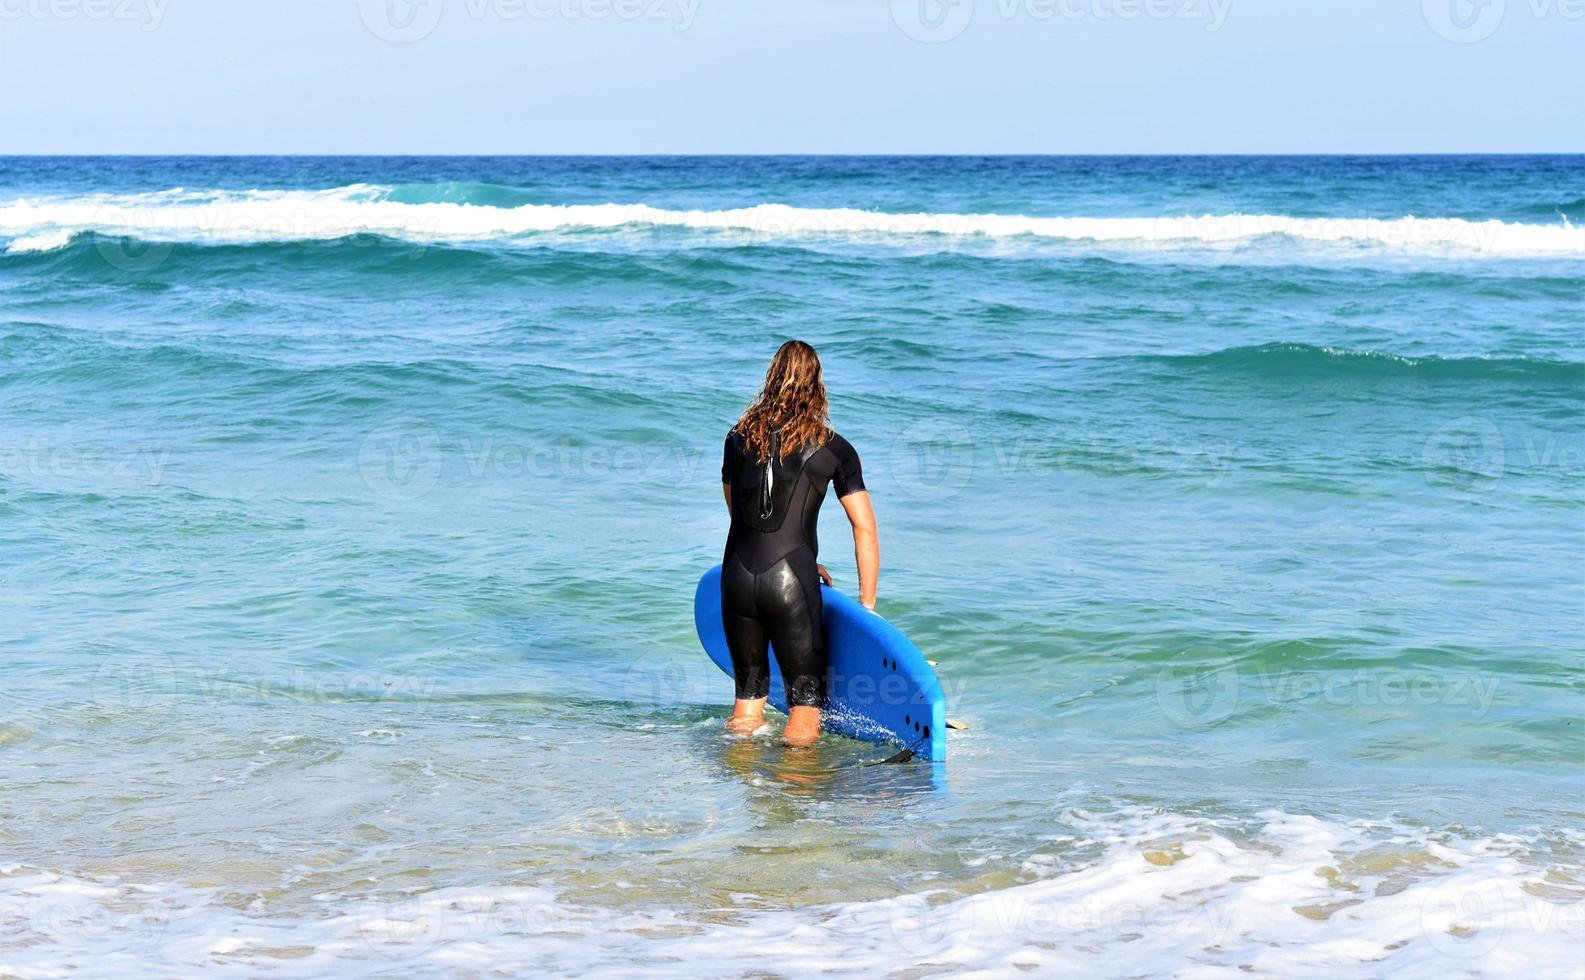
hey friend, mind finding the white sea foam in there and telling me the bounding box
[3,229,77,254]
[1,810,1579,978]
[1,186,1583,258]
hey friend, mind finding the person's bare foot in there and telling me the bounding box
[725,698,767,735]
[781,705,821,747]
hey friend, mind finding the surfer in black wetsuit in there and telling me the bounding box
[720,340,879,747]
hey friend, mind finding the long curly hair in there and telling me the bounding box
[734,340,831,463]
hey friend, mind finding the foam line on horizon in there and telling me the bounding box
[3,185,1583,256]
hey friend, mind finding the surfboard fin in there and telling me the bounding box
[818,733,926,772]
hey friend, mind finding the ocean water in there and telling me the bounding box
[0,156,1582,978]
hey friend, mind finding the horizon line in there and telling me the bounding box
[3,151,1584,159]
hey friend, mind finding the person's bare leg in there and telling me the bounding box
[781,705,821,747]
[725,697,767,734]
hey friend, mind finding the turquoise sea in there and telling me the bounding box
[1,156,1582,977]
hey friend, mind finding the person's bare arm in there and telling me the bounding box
[838,490,878,609]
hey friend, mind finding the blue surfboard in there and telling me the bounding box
[694,565,946,763]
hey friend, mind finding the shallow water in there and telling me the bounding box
[1,156,1582,977]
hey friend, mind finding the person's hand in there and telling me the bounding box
[817,563,833,587]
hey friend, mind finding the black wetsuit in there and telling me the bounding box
[720,428,865,708]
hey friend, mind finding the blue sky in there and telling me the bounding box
[1,0,1579,152]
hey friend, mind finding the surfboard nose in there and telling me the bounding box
[696,564,948,763]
